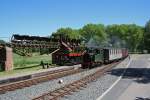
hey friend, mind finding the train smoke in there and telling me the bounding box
[108,35,127,48]
[85,35,127,48]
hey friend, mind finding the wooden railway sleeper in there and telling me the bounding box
[33,93,51,100]
[6,84,21,90]
[1,86,14,91]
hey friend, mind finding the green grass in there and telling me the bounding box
[13,53,52,69]
[0,53,52,77]
[0,65,41,77]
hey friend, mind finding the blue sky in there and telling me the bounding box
[0,0,149,41]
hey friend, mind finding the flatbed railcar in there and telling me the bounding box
[52,41,83,66]
[51,34,83,66]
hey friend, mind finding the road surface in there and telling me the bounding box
[98,54,150,100]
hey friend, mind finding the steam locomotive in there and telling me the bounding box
[81,47,128,68]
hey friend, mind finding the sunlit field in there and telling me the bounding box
[0,53,52,77]
[13,53,51,69]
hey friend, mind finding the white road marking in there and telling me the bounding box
[96,59,132,100]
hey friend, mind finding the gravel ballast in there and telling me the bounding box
[61,58,130,100]
[0,65,103,100]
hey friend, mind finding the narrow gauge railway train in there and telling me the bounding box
[81,47,128,68]
[52,41,128,68]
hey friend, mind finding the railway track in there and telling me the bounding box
[0,67,84,94]
[32,62,120,100]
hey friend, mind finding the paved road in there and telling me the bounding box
[99,54,150,100]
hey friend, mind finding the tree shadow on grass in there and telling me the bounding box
[15,64,40,70]
[107,68,150,84]
[0,65,40,72]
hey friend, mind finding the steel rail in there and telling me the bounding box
[32,62,120,100]
[0,67,83,94]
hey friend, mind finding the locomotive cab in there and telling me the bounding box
[82,48,104,68]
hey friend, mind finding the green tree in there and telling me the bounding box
[106,24,128,48]
[0,39,5,45]
[127,24,144,51]
[54,27,82,39]
[106,24,144,51]
[80,24,107,44]
[0,40,5,44]
[144,20,150,52]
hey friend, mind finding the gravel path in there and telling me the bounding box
[61,58,130,100]
[0,66,103,100]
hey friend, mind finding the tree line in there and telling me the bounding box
[0,20,150,53]
[53,20,150,53]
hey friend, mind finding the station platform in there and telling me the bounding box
[99,54,150,100]
[0,64,81,85]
